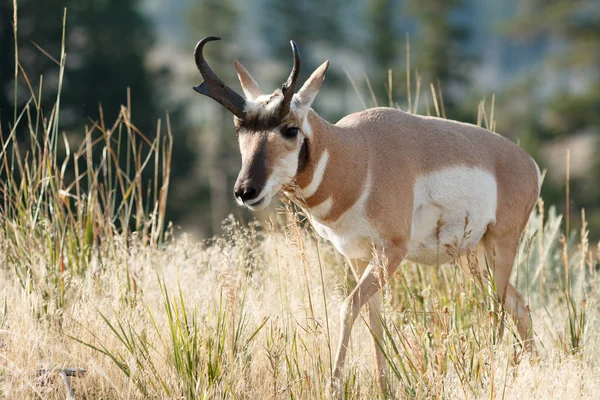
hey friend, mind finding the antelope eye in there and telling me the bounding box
[282,127,299,139]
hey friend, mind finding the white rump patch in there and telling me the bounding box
[406,166,497,265]
[301,150,329,198]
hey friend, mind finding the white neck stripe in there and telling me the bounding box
[301,149,329,198]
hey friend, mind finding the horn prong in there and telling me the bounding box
[278,40,302,118]
[193,37,247,119]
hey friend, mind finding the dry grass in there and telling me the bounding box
[1,200,599,399]
[2,5,600,399]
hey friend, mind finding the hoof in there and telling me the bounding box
[327,376,342,400]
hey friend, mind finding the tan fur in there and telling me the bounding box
[289,107,539,394]
[295,112,369,221]
[220,57,540,397]
[295,108,539,235]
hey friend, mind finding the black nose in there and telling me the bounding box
[234,185,259,203]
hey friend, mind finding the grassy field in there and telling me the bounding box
[1,153,599,399]
[2,14,600,400]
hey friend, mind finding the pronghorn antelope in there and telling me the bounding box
[192,37,541,393]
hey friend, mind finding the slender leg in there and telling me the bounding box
[348,259,387,393]
[332,247,406,394]
[367,290,386,392]
[504,282,534,351]
[483,234,535,352]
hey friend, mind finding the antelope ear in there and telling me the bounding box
[294,60,329,115]
[234,60,262,100]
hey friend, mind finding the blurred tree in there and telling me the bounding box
[504,0,600,235]
[261,0,346,57]
[188,0,244,233]
[0,0,195,229]
[506,1,600,135]
[368,0,398,73]
[405,0,475,118]
[2,0,162,135]
[259,0,353,120]
[366,0,403,105]
[1,1,19,136]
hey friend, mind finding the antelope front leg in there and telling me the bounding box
[331,247,406,395]
[344,260,386,393]
[368,290,386,392]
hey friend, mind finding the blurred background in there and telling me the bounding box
[1,0,599,238]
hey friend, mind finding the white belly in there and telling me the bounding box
[406,166,497,265]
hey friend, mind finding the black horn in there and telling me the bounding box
[277,40,301,118]
[193,37,247,119]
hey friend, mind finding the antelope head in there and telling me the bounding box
[193,37,329,210]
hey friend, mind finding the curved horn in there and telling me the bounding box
[193,37,247,119]
[277,40,301,118]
